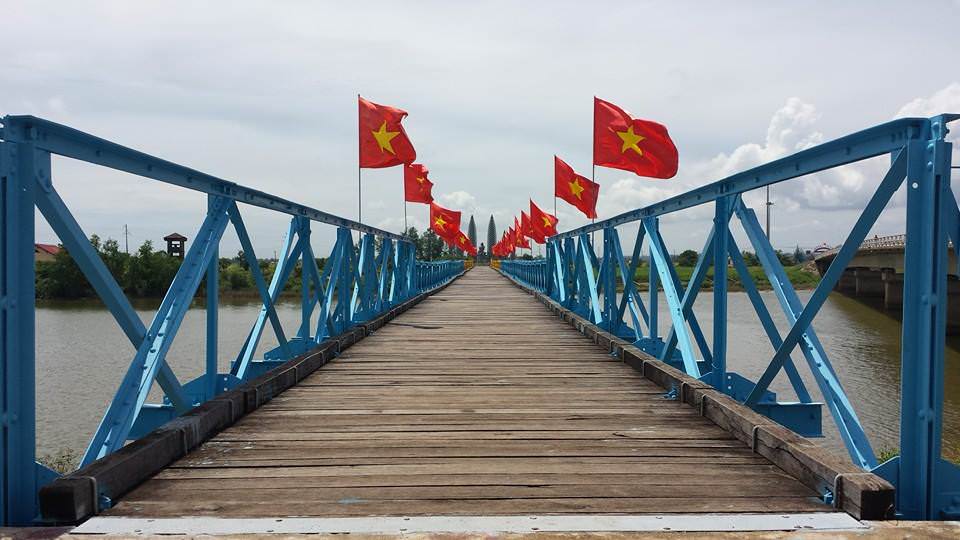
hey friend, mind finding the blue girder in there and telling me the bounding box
[0,115,463,525]
[499,113,960,519]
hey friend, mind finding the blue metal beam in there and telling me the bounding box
[736,199,875,467]
[1,116,410,243]
[83,195,232,465]
[232,219,301,378]
[889,119,956,519]
[33,179,190,411]
[228,203,291,360]
[743,150,906,404]
[1,141,40,524]
[644,218,700,377]
[726,234,811,403]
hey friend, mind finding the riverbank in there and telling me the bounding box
[626,263,820,292]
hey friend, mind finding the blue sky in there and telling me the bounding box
[3,1,960,256]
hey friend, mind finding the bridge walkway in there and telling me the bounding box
[101,266,830,519]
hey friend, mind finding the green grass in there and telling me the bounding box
[629,264,820,291]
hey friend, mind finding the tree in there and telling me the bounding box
[419,229,444,260]
[676,249,699,267]
[486,216,497,255]
[35,244,93,299]
[775,249,794,266]
[793,245,805,264]
[467,216,477,248]
[741,251,760,267]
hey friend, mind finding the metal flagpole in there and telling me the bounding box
[358,93,362,226]
[591,164,596,247]
[404,201,408,233]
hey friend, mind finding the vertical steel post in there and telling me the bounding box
[712,196,731,389]
[897,120,949,519]
[1,141,39,524]
[648,218,659,339]
[205,195,219,400]
[299,218,312,340]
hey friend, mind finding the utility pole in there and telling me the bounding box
[765,186,773,241]
[123,224,130,254]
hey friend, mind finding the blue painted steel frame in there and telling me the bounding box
[500,114,960,519]
[0,116,464,525]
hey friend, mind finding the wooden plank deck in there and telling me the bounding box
[105,266,830,518]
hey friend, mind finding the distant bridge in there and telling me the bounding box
[1,112,958,533]
[814,234,960,332]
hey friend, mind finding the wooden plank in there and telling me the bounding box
[101,267,836,520]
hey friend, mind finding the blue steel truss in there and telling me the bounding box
[0,116,463,525]
[501,114,960,520]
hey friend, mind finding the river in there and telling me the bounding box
[35,290,959,466]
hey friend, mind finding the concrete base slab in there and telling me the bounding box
[71,513,865,535]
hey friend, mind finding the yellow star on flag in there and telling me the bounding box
[542,216,553,228]
[569,178,585,200]
[434,216,447,230]
[372,121,400,155]
[416,176,426,184]
[616,125,645,155]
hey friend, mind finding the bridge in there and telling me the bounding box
[814,235,960,332]
[1,113,958,534]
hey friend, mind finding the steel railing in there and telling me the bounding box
[500,113,960,520]
[0,115,462,524]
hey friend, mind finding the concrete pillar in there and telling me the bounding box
[882,270,903,310]
[837,269,857,293]
[854,269,884,297]
[948,278,960,336]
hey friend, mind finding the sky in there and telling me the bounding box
[3,1,960,257]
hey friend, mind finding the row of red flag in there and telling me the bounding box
[494,98,678,257]
[490,200,559,257]
[360,94,679,258]
[359,96,478,255]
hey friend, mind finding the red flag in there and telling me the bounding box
[593,97,678,179]
[521,210,544,244]
[520,211,535,239]
[359,96,416,168]
[403,163,433,204]
[453,230,477,256]
[513,218,530,249]
[429,202,461,241]
[530,200,558,241]
[555,156,599,219]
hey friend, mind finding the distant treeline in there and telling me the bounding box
[36,227,469,300]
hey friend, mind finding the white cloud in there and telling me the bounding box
[6,3,959,254]
[437,191,477,213]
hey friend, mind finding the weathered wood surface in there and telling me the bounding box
[106,266,828,518]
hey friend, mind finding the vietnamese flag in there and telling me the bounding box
[593,97,678,179]
[513,218,530,249]
[359,96,416,168]
[555,156,599,219]
[429,202,461,241]
[530,200,558,241]
[454,230,478,256]
[403,163,433,204]
[520,211,536,240]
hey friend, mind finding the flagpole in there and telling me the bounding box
[403,201,408,234]
[591,164,596,247]
[358,93,362,227]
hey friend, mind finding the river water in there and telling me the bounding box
[35,290,959,466]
